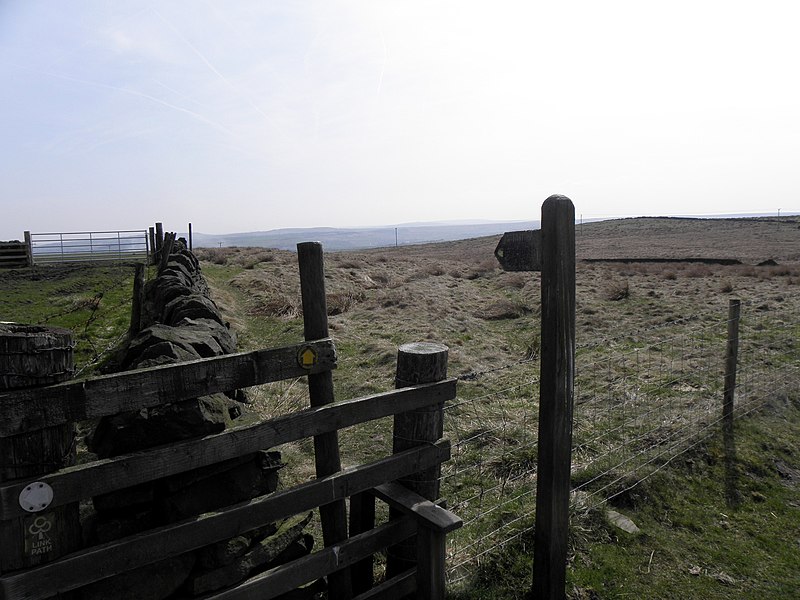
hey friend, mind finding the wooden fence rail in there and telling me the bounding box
[0,242,29,268]
[0,243,461,600]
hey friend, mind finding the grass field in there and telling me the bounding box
[1,215,798,598]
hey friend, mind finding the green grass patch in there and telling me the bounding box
[0,263,140,374]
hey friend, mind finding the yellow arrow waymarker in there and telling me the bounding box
[298,346,318,369]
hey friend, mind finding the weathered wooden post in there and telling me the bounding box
[23,231,33,267]
[188,223,193,251]
[158,232,175,274]
[129,263,146,335]
[155,222,164,254]
[387,342,448,581]
[349,490,375,594]
[148,227,156,265]
[532,195,576,600]
[723,299,741,507]
[296,241,353,600]
[0,324,81,574]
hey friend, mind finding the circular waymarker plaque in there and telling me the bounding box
[19,482,54,513]
[297,346,318,369]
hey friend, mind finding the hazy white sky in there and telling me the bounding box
[1,1,798,239]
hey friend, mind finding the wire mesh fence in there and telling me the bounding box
[440,299,798,590]
[442,362,538,586]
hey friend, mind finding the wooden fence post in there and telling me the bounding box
[387,342,448,583]
[155,222,164,262]
[158,232,175,275]
[0,324,81,574]
[129,263,146,335]
[188,223,193,252]
[23,231,33,267]
[349,490,376,594]
[148,227,156,265]
[532,195,576,600]
[296,242,353,600]
[723,299,741,508]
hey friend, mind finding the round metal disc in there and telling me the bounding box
[19,482,54,513]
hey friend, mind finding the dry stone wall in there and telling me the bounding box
[80,238,319,599]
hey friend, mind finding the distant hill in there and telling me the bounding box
[189,221,541,251]
[185,212,799,253]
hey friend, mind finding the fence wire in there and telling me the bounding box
[441,300,798,589]
[441,358,539,586]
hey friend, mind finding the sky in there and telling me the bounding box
[1,1,799,240]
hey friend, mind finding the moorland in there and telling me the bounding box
[1,215,798,599]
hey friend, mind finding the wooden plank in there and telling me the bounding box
[0,338,337,436]
[532,195,576,600]
[0,380,456,520]
[297,241,352,599]
[352,570,416,600]
[200,517,417,600]
[0,442,451,600]
[372,482,462,534]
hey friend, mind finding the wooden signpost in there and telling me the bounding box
[496,196,575,600]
